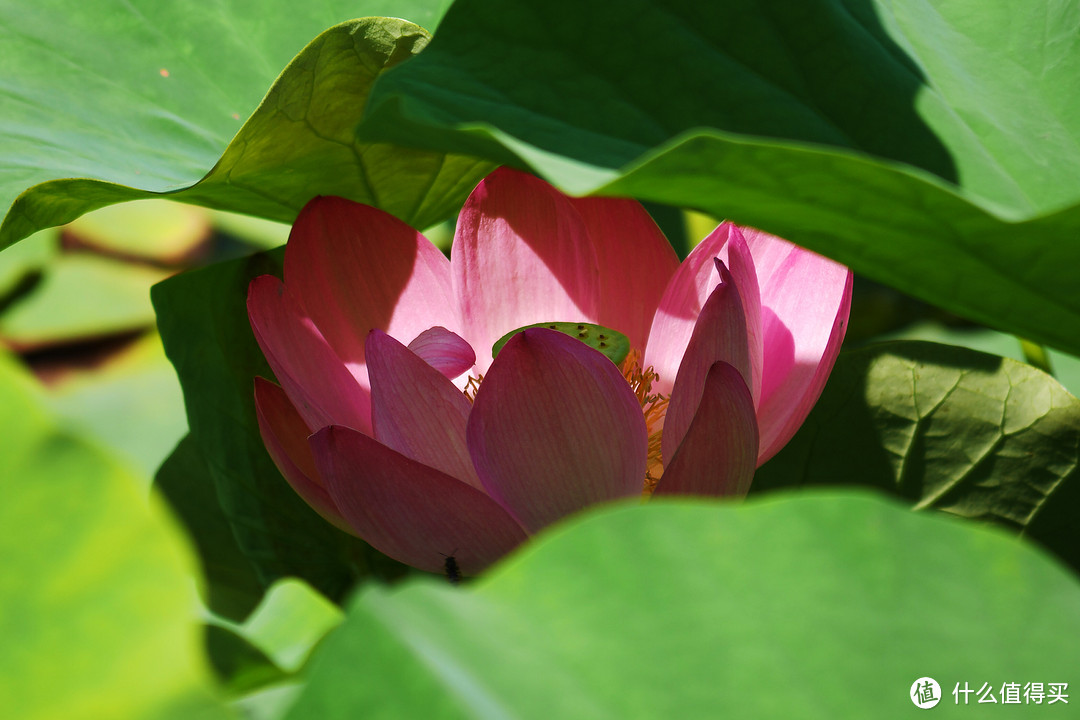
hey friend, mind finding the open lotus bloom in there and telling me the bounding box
[247,168,852,575]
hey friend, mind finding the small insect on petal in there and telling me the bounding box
[443,553,461,585]
[492,322,630,366]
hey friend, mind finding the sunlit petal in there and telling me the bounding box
[644,222,739,397]
[569,196,679,352]
[453,168,600,371]
[247,275,371,433]
[739,227,853,463]
[285,196,459,383]
[661,260,753,466]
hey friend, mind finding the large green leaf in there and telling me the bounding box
[152,248,410,620]
[228,579,343,675]
[356,0,1080,356]
[753,341,1080,574]
[156,435,266,620]
[0,4,488,249]
[879,320,1080,399]
[203,578,343,700]
[286,493,1080,719]
[204,625,288,697]
[0,351,230,720]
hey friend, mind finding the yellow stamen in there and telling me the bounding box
[621,349,668,497]
[463,373,484,404]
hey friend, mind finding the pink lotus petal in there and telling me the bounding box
[284,196,459,385]
[254,378,352,533]
[407,326,477,379]
[247,275,371,433]
[654,362,758,498]
[739,227,853,463]
[661,260,753,467]
[453,168,601,371]
[643,222,740,398]
[311,425,528,575]
[724,226,763,405]
[568,196,679,353]
[466,328,647,533]
[366,330,482,490]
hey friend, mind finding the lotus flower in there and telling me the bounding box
[247,168,852,575]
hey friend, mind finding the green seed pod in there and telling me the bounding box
[492,322,630,366]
